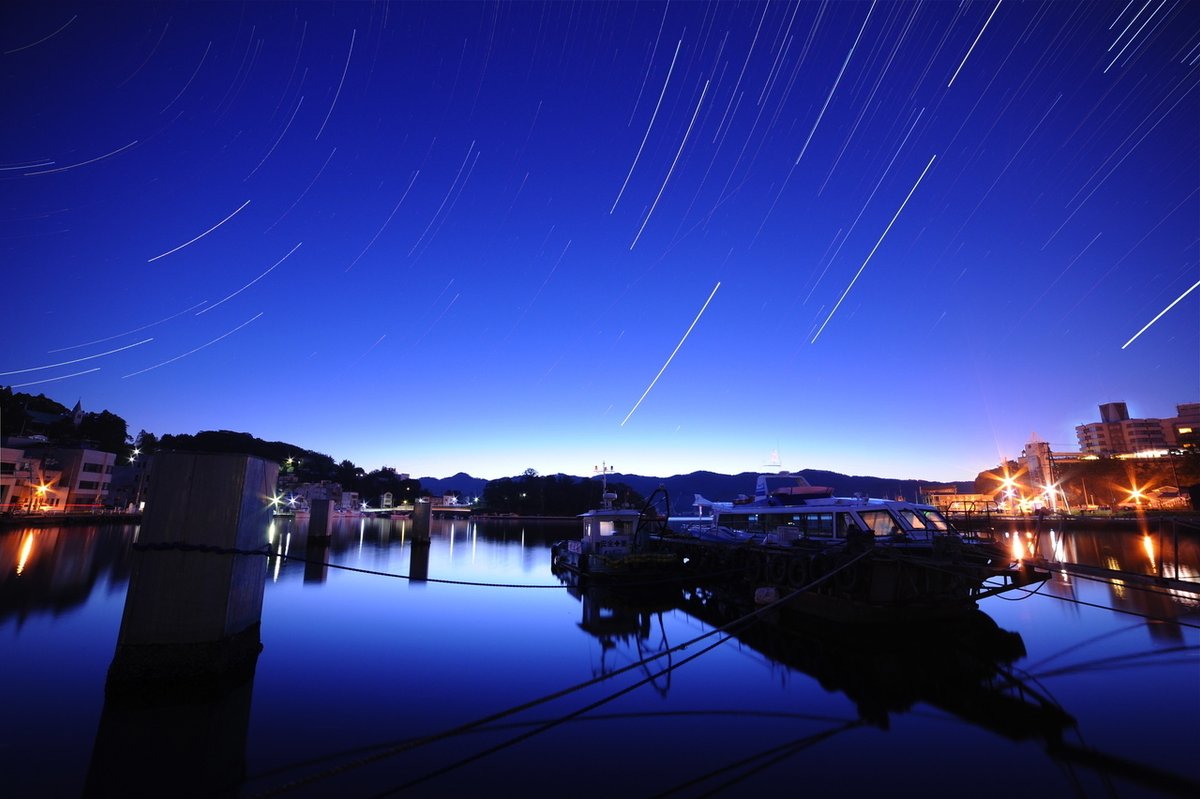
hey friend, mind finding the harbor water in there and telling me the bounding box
[2,516,1198,798]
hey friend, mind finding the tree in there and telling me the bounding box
[78,410,130,454]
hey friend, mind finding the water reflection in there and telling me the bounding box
[557,577,1200,797]
[0,524,137,624]
[2,517,1198,797]
[1015,520,1200,583]
[85,666,257,798]
[3,519,1198,624]
[560,574,1070,735]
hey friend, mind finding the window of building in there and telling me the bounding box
[79,480,99,490]
[0,462,13,475]
[83,463,104,473]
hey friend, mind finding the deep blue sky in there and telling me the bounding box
[2,1,1197,481]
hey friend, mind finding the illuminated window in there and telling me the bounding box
[859,510,901,536]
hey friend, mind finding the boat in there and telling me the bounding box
[666,472,1048,622]
[550,481,683,583]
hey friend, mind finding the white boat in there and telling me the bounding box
[684,472,959,546]
[671,472,1045,621]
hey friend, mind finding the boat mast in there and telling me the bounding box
[595,462,616,510]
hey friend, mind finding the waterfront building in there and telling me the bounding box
[919,484,996,514]
[0,444,114,511]
[0,447,36,510]
[1075,402,1198,457]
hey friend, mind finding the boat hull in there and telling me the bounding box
[551,540,684,583]
[660,535,1048,623]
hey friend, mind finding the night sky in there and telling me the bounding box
[3,1,1197,482]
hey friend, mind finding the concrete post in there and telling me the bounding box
[108,450,278,690]
[412,499,431,542]
[409,540,430,583]
[310,498,334,539]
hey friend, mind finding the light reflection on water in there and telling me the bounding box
[1,517,1198,798]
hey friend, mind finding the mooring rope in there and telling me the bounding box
[250,550,872,797]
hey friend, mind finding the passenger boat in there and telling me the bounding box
[669,472,1047,622]
[550,484,682,582]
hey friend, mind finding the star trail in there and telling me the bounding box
[2,1,1196,481]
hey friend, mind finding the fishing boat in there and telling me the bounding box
[550,481,682,582]
[669,472,1047,622]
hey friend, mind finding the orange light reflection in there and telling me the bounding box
[16,532,35,576]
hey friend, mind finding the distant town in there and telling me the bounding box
[2,387,1197,519]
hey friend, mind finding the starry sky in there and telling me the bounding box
[2,1,1197,482]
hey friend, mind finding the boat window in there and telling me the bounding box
[858,510,901,536]
[917,508,953,531]
[796,512,834,536]
[898,508,928,529]
[595,521,625,536]
[837,513,862,535]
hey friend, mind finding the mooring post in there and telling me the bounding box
[86,451,277,798]
[409,539,431,583]
[310,498,334,540]
[412,499,431,542]
[107,450,278,689]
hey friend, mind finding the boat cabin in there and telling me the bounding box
[571,501,647,557]
[714,498,954,545]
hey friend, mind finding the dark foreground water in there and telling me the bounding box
[2,517,1198,798]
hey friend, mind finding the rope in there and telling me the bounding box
[246,708,854,787]
[1000,583,1200,630]
[132,541,270,556]
[279,553,569,589]
[133,540,572,589]
[652,722,864,798]
[252,549,871,797]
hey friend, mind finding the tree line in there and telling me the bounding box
[480,469,645,515]
[2,388,641,514]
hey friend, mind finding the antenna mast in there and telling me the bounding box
[594,462,616,509]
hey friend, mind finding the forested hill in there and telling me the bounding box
[604,471,973,515]
[423,470,974,515]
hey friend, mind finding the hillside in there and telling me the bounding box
[422,470,971,514]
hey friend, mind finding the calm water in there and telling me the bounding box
[2,516,1198,798]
